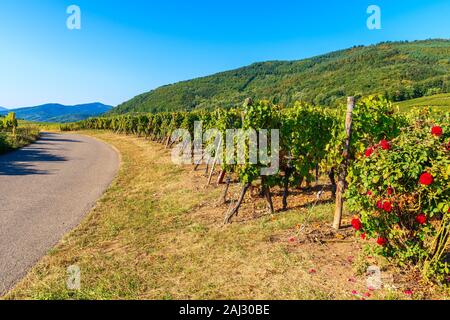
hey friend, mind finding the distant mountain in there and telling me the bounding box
[110,39,450,114]
[0,107,7,112]
[0,103,113,123]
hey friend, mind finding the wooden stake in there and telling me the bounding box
[315,163,319,185]
[165,135,171,148]
[217,170,226,185]
[333,97,355,230]
[224,182,251,224]
[328,167,337,197]
[207,160,217,185]
[207,138,222,185]
[282,168,292,211]
[222,175,231,204]
[193,146,204,171]
[264,185,274,214]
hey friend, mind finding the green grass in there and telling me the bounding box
[0,126,40,154]
[396,93,450,113]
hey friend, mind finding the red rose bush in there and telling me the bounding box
[347,113,449,281]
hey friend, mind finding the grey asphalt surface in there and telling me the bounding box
[0,132,119,295]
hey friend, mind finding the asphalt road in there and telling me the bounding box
[0,132,119,295]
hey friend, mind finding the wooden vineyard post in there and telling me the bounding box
[222,175,231,204]
[193,145,204,171]
[207,137,222,185]
[165,135,171,148]
[224,182,251,224]
[217,170,226,185]
[333,97,355,230]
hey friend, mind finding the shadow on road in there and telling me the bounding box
[0,133,72,176]
[38,136,84,144]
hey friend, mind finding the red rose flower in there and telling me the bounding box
[367,190,372,196]
[446,141,450,151]
[431,126,443,136]
[419,172,433,186]
[387,187,394,196]
[351,218,362,231]
[382,201,393,212]
[377,237,387,246]
[403,289,413,296]
[365,147,375,157]
[377,200,383,209]
[361,233,367,240]
[416,214,427,225]
[379,139,391,150]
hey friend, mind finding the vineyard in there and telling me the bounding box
[0,112,40,154]
[63,96,450,283]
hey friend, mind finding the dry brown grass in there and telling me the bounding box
[4,132,450,300]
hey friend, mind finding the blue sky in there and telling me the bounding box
[1,0,449,108]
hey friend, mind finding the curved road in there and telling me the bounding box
[0,132,119,295]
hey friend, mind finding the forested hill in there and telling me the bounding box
[111,39,450,114]
[0,103,113,123]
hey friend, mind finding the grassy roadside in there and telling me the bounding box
[0,127,40,155]
[0,120,64,155]
[4,132,450,300]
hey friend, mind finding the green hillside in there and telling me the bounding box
[0,103,113,123]
[111,39,450,114]
[396,93,450,112]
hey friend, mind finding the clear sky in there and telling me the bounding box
[1,0,449,108]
